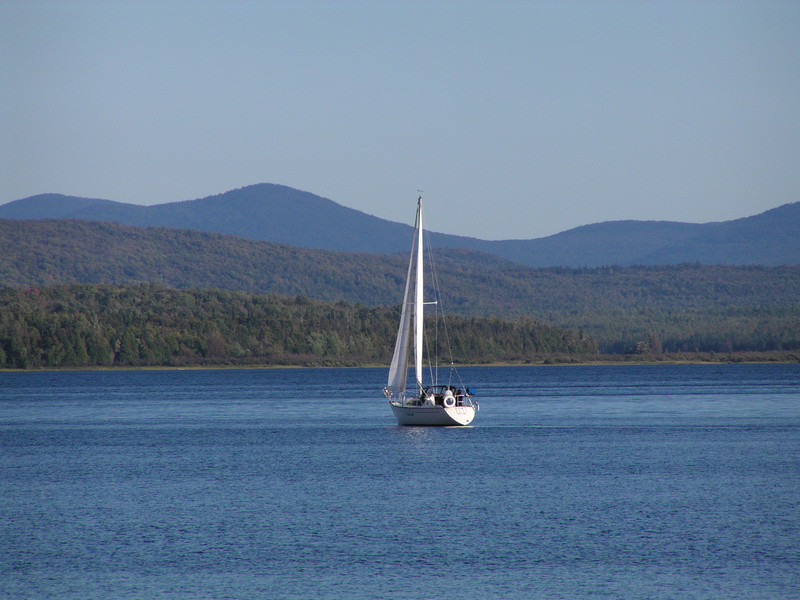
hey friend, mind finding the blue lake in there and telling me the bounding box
[2,364,799,599]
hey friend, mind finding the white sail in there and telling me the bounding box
[413,199,424,393]
[385,202,420,396]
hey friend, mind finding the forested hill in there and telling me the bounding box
[2,218,799,354]
[1,183,798,267]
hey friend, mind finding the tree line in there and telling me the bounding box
[0,284,598,369]
[2,219,799,355]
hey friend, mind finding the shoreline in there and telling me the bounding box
[1,351,798,373]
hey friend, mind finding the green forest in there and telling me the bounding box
[2,219,799,362]
[0,284,598,369]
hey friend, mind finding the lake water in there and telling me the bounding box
[1,364,799,599]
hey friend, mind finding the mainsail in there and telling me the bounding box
[413,198,424,392]
[385,199,423,397]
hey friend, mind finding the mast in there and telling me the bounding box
[414,197,424,393]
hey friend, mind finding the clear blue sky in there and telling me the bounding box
[2,0,798,240]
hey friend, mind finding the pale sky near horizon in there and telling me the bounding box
[2,0,798,240]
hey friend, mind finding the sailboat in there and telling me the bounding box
[383,196,478,426]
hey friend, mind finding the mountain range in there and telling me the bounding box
[2,183,798,267]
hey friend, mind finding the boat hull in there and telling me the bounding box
[390,402,475,426]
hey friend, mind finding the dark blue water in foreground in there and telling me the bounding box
[1,364,799,599]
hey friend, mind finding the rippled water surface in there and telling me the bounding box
[2,364,799,599]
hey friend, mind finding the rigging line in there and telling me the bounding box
[423,228,470,393]
[423,227,458,369]
[421,226,439,386]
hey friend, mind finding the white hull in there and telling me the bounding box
[390,402,476,426]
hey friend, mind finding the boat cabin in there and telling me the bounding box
[409,385,469,408]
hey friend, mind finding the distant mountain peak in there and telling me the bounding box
[1,185,797,267]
